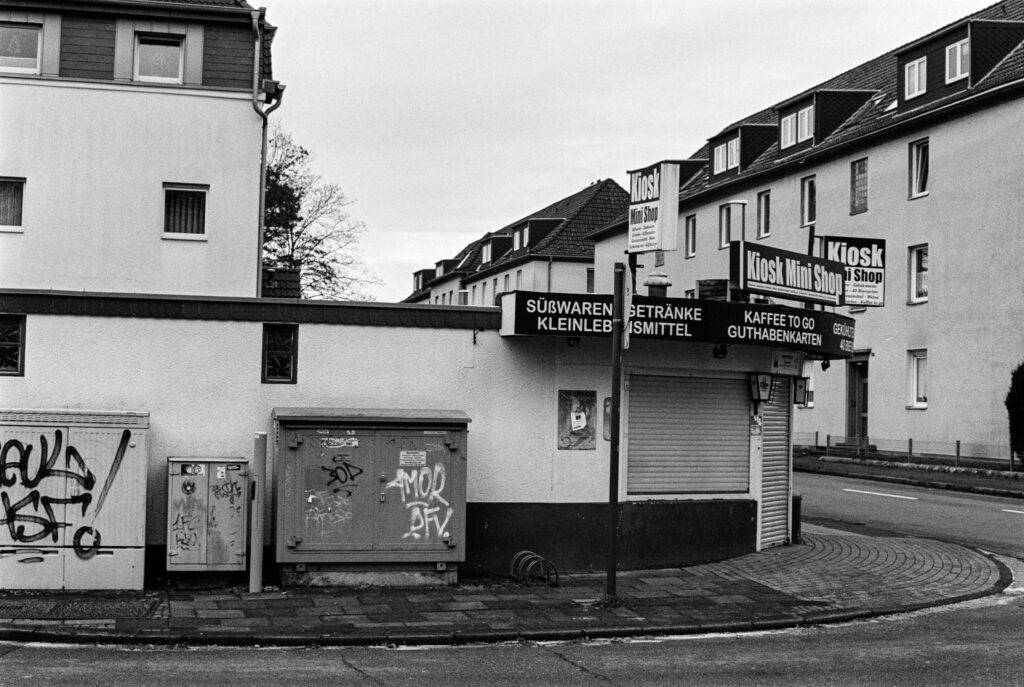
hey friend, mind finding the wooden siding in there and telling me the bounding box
[816,92,873,142]
[898,26,970,109]
[202,23,254,89]
[972,22,1024,86]
[59,15,116,80]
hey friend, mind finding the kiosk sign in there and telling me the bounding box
[822,236,886,307]
[731,242,846,306]
[627,161,680,253]
[500,291,855,358]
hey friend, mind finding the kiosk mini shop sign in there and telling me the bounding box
[501,291,855,358]
[730,242,846,306]
[627,161,680,253]
[822,236,886,307]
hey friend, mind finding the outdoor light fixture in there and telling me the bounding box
[712,343,729,359]
[749,372,776,405]
[821,359,831,371]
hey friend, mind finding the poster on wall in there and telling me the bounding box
[558,390,596,450]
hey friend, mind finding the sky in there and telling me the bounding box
[262,0,986,302]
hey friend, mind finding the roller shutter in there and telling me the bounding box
[626,375,750,495]
[760,377,792,548]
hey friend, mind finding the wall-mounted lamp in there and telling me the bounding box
[821,359,831,371]
[567,337,581,348]
[749,372,776,404]
[712,343,729,359]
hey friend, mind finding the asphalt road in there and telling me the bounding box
[795,472,1024,559]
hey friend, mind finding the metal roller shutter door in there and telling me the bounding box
[760,377,792,548]
[627,375,750,495]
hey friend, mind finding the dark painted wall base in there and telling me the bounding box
[463,500,757,575]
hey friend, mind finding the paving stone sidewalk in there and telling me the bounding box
[0,524,1011,647]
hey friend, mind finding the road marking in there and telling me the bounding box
[842,488,918,501]
[1002,509,1024,515]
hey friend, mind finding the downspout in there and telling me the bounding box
[251,8,284,297]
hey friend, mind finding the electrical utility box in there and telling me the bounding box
[272,408,469,582]
[166,457,249,571]
[0,409,149,590]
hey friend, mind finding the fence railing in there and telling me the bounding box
[792,432,1019,472]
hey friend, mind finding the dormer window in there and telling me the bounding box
[780,105,814,149]
[135,34,184,84]
[436,264,444,278]
[713,138,739,174]
[946,38,969,83]
[905,57,927,99]
[481,242,492,264]
[513,225,529,250]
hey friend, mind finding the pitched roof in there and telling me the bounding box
[592,0,1024,240]
[404,179,628,300]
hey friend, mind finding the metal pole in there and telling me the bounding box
[607,262,625,598]
[249,431,267,594]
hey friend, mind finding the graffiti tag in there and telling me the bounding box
[385,463,453,540]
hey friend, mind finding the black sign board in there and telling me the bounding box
[730,242,846,306]
[501,291,855,358]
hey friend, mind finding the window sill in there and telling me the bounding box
[0,226,24,234]
[162,233,207,242]
[906,404,928,411]
[908,191,930,201]
[756,233,771,240]
[907,298,929,306]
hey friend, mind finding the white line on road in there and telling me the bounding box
[842,488,919,501]
[1001,509,1024,515]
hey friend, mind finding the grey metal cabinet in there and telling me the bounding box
[166,457,249,571]
[273,409,469,567]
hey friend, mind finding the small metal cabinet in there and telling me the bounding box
[272,408,469,566]
[167,457,249,571]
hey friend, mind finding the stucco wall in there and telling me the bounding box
[0,79,262,297]
[3,311,775,545]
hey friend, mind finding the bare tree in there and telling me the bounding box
[263,122,380,300]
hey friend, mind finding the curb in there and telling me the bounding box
[795,461,1024,500]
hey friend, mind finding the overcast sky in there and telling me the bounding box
[263,0,984,302]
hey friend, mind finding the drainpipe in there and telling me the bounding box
[251,8,285,298]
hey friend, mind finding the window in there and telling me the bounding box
[908,350,928,408]
[0,314,25,376]
[780,114,797,149]
[471,285,477,303]
[163,184,207,238]
[800,175,816,226]
[684,289,696,299]
[481,282,488,305]
[0,177,25,230]
[727,138,739,169]
[503,274,510,293]
[512,226,528,250]
[905,56,927,99]
[850,158,868,214]
[797,105,814,142]
[515,270,522,289]
[946,39,969,83]
[909,138,929,198]
[713,139,739,173]
[909,244,928,303]
[492,278,498,298]
[481,243,491,264]
[756,191,770,238]
[0,23,40,74]
[586,268,595,293]
[718,204,731,249]
[134,34,184,83]
[684,214,697,257]
[262,323,298,384]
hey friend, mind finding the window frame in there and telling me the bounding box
[909,138,930,199]
[726,137,739,170]
[780,113,797,149]
[262,323,298,384]
[945,38,969,84]
[796,105,814,143]
[800,175,816,227]
[713,143,727,174]
[163,183,208,240]
[756,190,771,239]
[908,243,929,304]
[905,56,927,100]
[481,243,491,264]
[133,32,185,84]
[0,314,26,377]
[585,268,595,294]
[0,22,41,75]
[0,176,25,231]
[908,349,928,409]
[718,204,732,249]
[684,213,697,258]
[850,157,868,215]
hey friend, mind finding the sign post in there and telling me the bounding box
[607,263,624,598]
